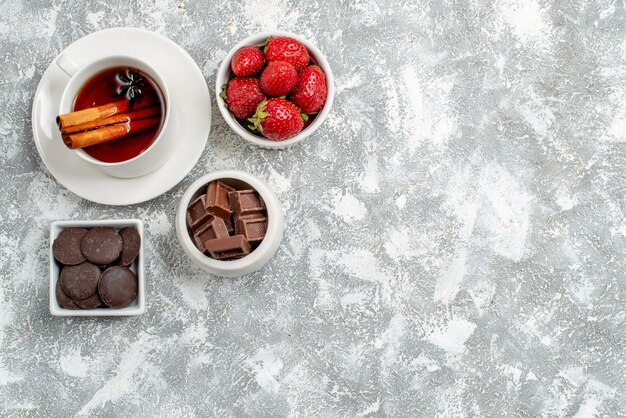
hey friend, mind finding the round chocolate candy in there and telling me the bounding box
[74,292,102,309]
[80,227,123,265]
[98,266,138,309]
[55,280,79,310]
[53,228,88,265]
[59,261,101,300]
[118,227,141,266]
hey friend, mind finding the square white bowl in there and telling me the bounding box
[49,219,145,317]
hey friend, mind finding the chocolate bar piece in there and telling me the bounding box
[204,235,251,260]
[224,215,235,236]
[193,217,229,252]
[235,215,268,245]
[187,195,212,231]
[229,190,266,217]
[205,181,236,219]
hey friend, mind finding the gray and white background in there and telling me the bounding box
[1,0,625,416]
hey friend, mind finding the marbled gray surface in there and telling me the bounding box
[1,0,625,416]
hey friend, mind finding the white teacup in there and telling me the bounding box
[57,54,173,178]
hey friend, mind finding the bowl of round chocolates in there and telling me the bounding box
[49,219,144,316]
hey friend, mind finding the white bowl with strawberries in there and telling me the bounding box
[216,31,334,149]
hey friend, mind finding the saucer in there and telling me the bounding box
[31,28,211,205]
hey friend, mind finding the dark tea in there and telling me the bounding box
[72,67,165,163]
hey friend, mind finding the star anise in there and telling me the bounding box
[113,68,146,109]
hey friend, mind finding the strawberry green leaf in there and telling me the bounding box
[248,103,267,133]
[301,113,309,122]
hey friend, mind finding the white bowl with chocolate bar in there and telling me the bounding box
[175,170,284,277]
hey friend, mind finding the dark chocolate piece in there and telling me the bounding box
[235,215,268,245]
[193,217,229,252]
[80,227,123,265]
[56,280,80,310]
[59,261,101,300]
[118,227,141,266]
[229,190,266,217]
[98,266,138,309]
[53,228,88,265]
[205,235,251,260]
[205,181,236,219]
[74,292,102,309]
[186,194,212,231]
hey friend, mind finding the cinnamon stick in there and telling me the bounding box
[56,97,155,130]
[62,118,160,149]
[61,107,161,134]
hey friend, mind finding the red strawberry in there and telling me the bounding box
[289,65,327,114]
[248,98,304,140]
[231,46,265,77]
[259,61,298,97]
[264,36,310,70]
[222,77,265,119]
